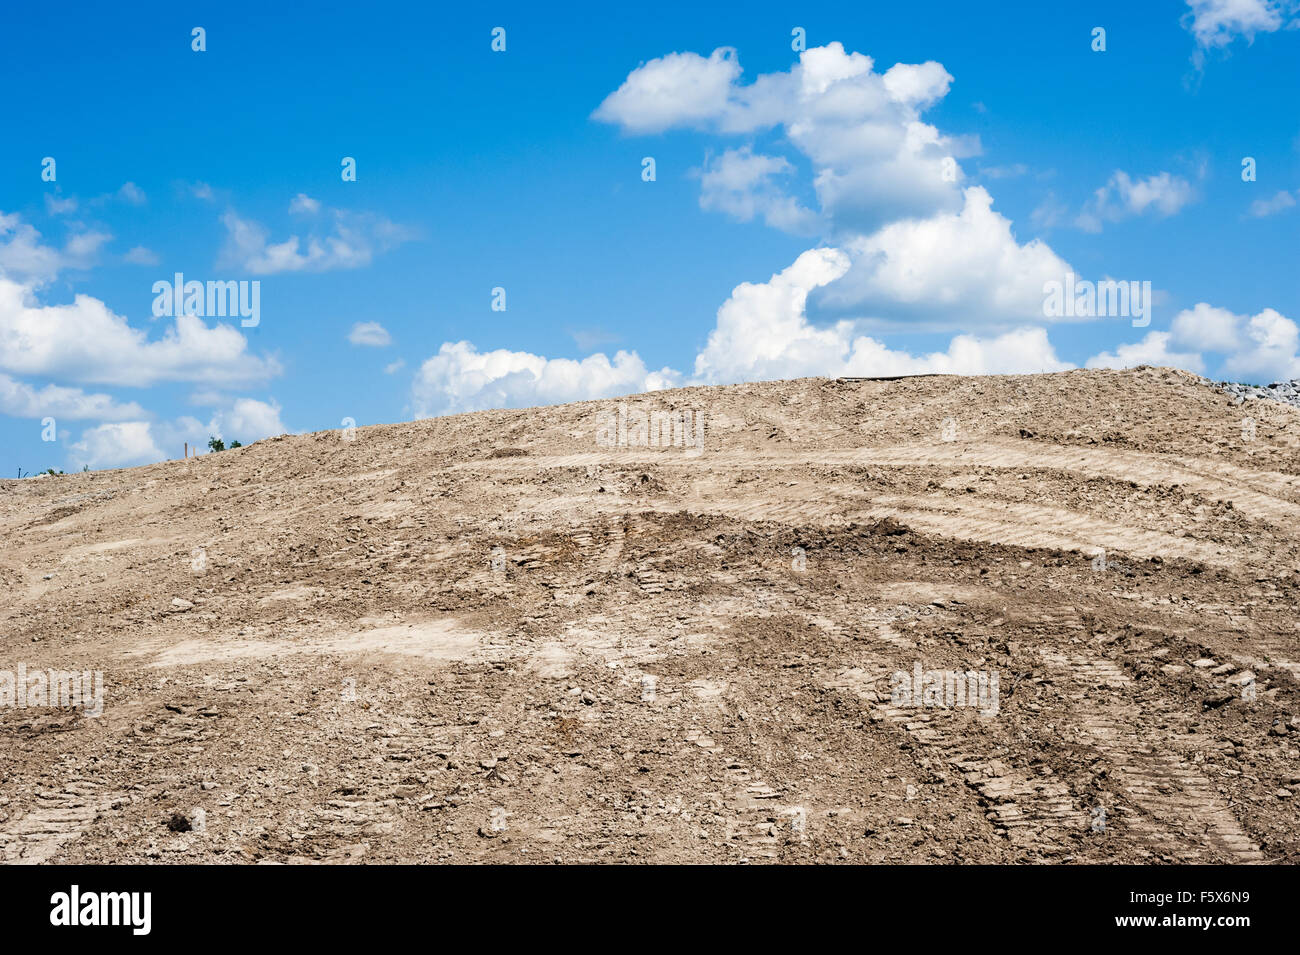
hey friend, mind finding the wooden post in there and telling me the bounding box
[184,442,188,459]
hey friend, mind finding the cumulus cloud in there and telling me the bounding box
[594,44,1074,332]
[813,186,1076,329]
[412,342,680,416]
[407,36,1288,411]
[595,42,969,232]
[347,321,392,347]
[1087,303,1300,382]
[693,247,853,383]
[66,397,287,471]
[219,205,416,275]
[694,247,1070,383]
[697,147,819,233]
[0,212,111,285]
[592,47,742,133]
[412,247,1073,413]
[0,277,280,387]
[207,398,286,443]
[1218,308,1300,380]
[1183,0,1293,52]
[1085,331,1206,373]
[0,373,146,421]
[1170,302,1244,352]
[69,421,165,470]
[1076,171,1196,232]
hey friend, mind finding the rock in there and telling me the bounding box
[1276,788,1293,799]
[171,597,194,611]
[1217,378,1300,410]
[1202,691,1234,711]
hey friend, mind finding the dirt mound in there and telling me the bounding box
[2,366,1298,863]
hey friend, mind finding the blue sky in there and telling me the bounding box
[2,0,1298,471]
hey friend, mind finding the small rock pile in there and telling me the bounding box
[1219,379,1300,409]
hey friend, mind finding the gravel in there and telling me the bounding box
[1219,378,1300,408]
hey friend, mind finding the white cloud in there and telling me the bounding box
[219,205,416,275]
[1091,303,1300,382]
[880,61,955,108]
[1085,331,1206,373]
[595,43,969,232]
[67,397,287,470]
[1177,302,1300,381]
[289,193,322,215]
[693,247,854,383]
[1076,171,1196,232]
[383,359,405,375]
[1220,308,1300,380]
[1170,302,1244,352]
[207,398,286,443]
[0,212,111,285]
[44,194,77,215]
[117,182,146,205]
[594,44,1072,332]
[1183,0,1291,51]
[407,35,1292,411]
[347,321,392,347]
[694,246,1071,383]
[815,186,1077,329]
[412,342,680,416]
[0,277,280,387]
[86,183,147,208]
[698,147,819,233]
[123,245,160,265]
[69,421,165,470]
[1247,189,1297,217]
[592,47,742,133]
[412,246,1073,413]
[0,373,146,421]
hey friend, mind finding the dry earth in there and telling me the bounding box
[2,366,1299,864]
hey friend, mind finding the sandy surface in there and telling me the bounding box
[1,365,1298,863]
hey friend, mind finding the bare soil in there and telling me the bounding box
[2,366,1298,863]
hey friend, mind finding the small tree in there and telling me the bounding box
[229,440,242,449]
[207,436,225,452]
